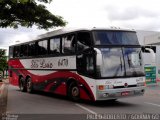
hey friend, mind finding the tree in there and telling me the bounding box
[0,0,66,29]
[0,49,7,78]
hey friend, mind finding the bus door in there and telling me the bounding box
[77,48,96,77]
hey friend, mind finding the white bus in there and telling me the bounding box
[8,27,145,101]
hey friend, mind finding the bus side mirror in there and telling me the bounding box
[145,48,155,63]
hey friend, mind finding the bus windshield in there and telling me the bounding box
[94,31,139,45]
[100,47,144,78]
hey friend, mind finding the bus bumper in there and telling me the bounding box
[96,86,145,101]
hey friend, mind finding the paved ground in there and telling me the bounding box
[3,83,160,120]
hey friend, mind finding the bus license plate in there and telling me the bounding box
[121,91,130,96]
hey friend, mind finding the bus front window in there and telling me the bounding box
[100,48,125,77]
[124,48,144,77]
[94,31,139,45]
[99,47,144,78]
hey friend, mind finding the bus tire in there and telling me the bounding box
[19,77,26,92]
[68,82,80,101]
[26,77,34,93]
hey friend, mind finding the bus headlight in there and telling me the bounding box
[98,85,105,90]
[106,85,114,89]
[98,85,114,91]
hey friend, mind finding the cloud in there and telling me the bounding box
[47,0,160,31]
[1,0,160,50]
[103,1,160,31]
[0,27,46,47]
[107,7,160,21]
[106,6,159,21]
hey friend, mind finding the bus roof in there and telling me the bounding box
[10,27,136,47]
[38,27,136,39]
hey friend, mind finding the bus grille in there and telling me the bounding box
[113,85,137,89]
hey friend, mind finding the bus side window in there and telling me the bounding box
[28,42,36,56]
[77,32,92,52]
[62,34,76,54]
[20,44,28,57]
[77,50,95,77]
[13,46,20,58]
[37,40,48,56]
[49,38,60,54]
[9,47,14,58]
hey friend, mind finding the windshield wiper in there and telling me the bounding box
[127,55,131,68]
[120,57,123,71]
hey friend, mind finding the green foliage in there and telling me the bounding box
[0,49,7,73]
[0,0,66,29]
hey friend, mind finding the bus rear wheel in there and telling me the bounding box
[26,77,34,93]
[19,77,26,92]
[68,82,80,101]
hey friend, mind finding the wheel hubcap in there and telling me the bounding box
[72,87,79,97]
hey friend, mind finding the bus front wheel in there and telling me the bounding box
[26,77,34,93]
[68,82,80,101]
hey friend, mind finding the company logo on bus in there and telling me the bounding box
[124,83,128,88]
